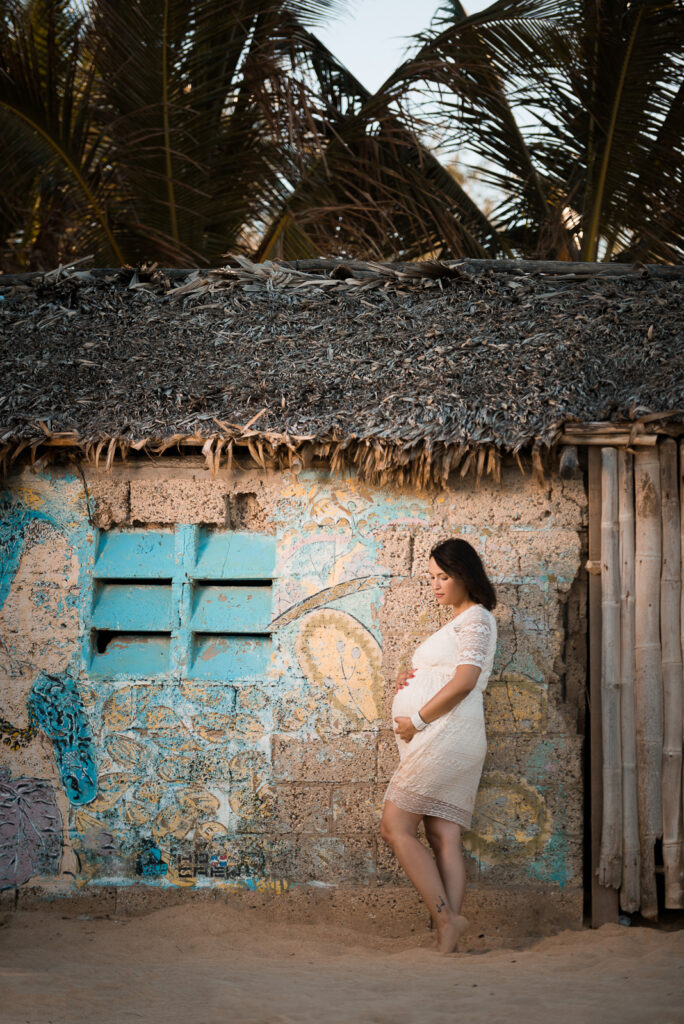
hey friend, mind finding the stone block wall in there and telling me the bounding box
[0,456,587,924]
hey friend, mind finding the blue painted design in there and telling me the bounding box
[0,496,54,612]
[27,672,97,805]
[525,738,562,779]
[528,832,572,887]
[135,840,168,877]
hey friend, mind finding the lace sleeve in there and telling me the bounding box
[452,611,494,668]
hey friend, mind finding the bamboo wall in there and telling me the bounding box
[598,439,684,917]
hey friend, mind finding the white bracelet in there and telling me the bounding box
[411,710,428,731]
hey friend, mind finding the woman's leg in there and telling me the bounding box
[423,815,467,915]
[380,799,467,953]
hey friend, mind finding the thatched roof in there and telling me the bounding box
[1,257,683,487]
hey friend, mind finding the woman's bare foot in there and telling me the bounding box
[435,913,469,954]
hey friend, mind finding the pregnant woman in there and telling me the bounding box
[380,537,497,955]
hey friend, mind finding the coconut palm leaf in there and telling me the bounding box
[89,0,360,264]
[395,0,585,258]
[0,0,126,267]
[554,0,684,261]
[394,0,683,262]
[84,0,271,264]
[0,0,351,270]
[617,79,684,263]
[255,21,508,261]
[2,0,680,268]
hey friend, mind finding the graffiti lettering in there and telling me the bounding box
[177,850,230,879]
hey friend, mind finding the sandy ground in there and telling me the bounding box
[1,905,683,1024]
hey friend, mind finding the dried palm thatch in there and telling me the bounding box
[0,256,683,489]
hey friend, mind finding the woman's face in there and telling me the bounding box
[428,556,469,608]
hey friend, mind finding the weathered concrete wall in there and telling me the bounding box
[0,457,587,932]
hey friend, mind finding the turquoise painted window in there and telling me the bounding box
[86,526,275,680]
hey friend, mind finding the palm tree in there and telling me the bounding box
[256,0,683,263]
[1,0,682,270]
[389,0,684,262]
[252,20,508,261]
[0,0,353,269]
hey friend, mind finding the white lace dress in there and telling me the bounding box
[384,603,497,828]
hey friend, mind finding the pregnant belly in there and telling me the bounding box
[392,666,485,725]
[391,666,453,720]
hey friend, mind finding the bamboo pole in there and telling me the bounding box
[599,447,623,887]
[588,447,619,925]
[660,439,683,907]
[618,449,640,910]
[634,447,664,919]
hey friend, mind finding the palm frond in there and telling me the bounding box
[391,0,683,262]
[576,1,684,259]
[390,0,581,258]
[254,22,508,261]
[1,0,360,269]
[0,0,125,268]
[2,0,681,268]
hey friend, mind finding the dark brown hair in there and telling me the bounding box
[429,538,497,611]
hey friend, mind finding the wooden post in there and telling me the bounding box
[660,438,683,907]
[634,447,664,919]
[599,447,623,887]
[588,446,619,925]
[618,449,640,910]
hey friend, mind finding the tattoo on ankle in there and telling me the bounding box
[436,897,447,914]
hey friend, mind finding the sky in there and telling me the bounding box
[316,0,495,93]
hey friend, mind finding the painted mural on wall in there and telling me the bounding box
[0,484,98,888]
[0,465,584,894]
[0,769,63,888]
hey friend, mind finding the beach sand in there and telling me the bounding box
[1,903,683,1024]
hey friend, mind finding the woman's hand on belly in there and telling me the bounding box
[394,715,417,742]
[394,668,414,694]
